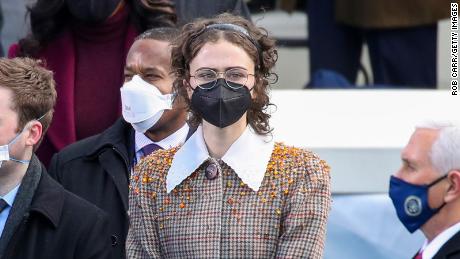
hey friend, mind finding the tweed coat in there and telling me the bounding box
[127,142,331,258]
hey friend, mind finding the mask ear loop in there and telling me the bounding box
[427,174,449,211]
[185,78,196,91]
[9,157,30,164]
[8,113,48,164]
[246,77,256,92]
[427,174,448,188]
[7,128,32,164]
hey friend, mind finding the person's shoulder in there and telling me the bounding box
[273,142,331,182]
[130,147,181,194]
[57,188,110,247]
[39,174,108,223]
[54,134,102,163]
[52,119,131,166]
[134,146,181,176]
[62,187,107,218]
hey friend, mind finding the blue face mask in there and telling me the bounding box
[389,175,447,233]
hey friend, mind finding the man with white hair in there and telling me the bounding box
[389,121,460,259]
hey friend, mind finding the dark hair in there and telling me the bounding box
[0,58,56,137]
[135,26,180,42]
[171,13,278,135]
[17,0,177,57]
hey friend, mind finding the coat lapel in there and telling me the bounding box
[433,230,460,259]
[85,118,133,211]
[0,156,42,258]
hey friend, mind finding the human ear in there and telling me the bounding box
[24,121,43,147]
[444,170,460,203]
[183,79,193,98]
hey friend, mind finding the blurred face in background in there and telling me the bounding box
[66,0,124,23]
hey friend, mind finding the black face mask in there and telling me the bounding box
[66,0,121,24]
[191,78,252,128]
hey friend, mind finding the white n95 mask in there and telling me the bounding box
[120,75,173,133]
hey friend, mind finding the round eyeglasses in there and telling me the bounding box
[191,68,254,90]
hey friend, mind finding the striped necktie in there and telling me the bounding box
[0,199,8,213]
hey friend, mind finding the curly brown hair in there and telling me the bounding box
[171,13,278,135]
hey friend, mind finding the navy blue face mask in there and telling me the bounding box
[389,175,447,233]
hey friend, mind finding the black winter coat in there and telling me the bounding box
[48,118,134,259]
[0,156,110,259]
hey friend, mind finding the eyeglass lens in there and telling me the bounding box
[194,68,249,89]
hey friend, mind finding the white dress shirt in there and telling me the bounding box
[0,184,20,237]
[134,123,189,165]
[166,125,275,193]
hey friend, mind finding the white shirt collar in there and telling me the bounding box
[422,221,460,259]
[135,123,189,152]
[166,125,274,193]
[0,184,20,207]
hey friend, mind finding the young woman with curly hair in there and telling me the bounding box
[127,13,331,258]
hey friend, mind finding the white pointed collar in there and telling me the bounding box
[166,125,274,193]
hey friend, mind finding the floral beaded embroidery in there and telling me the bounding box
[133,142,330,225]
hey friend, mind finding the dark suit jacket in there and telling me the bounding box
[433,230,460,259]
[48,118,134,259]
[0,155,110,259]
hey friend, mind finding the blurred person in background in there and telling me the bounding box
[0,1,3,57]
[305,0,450,88]
[390,122,460,258]
[8,0,177,167]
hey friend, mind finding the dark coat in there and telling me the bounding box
[48,118,134,259]
[335,0,452,29]
[1,156,111,259]
[433,230,460,259]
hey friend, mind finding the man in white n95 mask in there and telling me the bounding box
[47,27,190,259]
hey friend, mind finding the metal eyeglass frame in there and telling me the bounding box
[190,68,255,90]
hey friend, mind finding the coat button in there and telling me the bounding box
[111,235,118,246]
[205,163,219,180]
